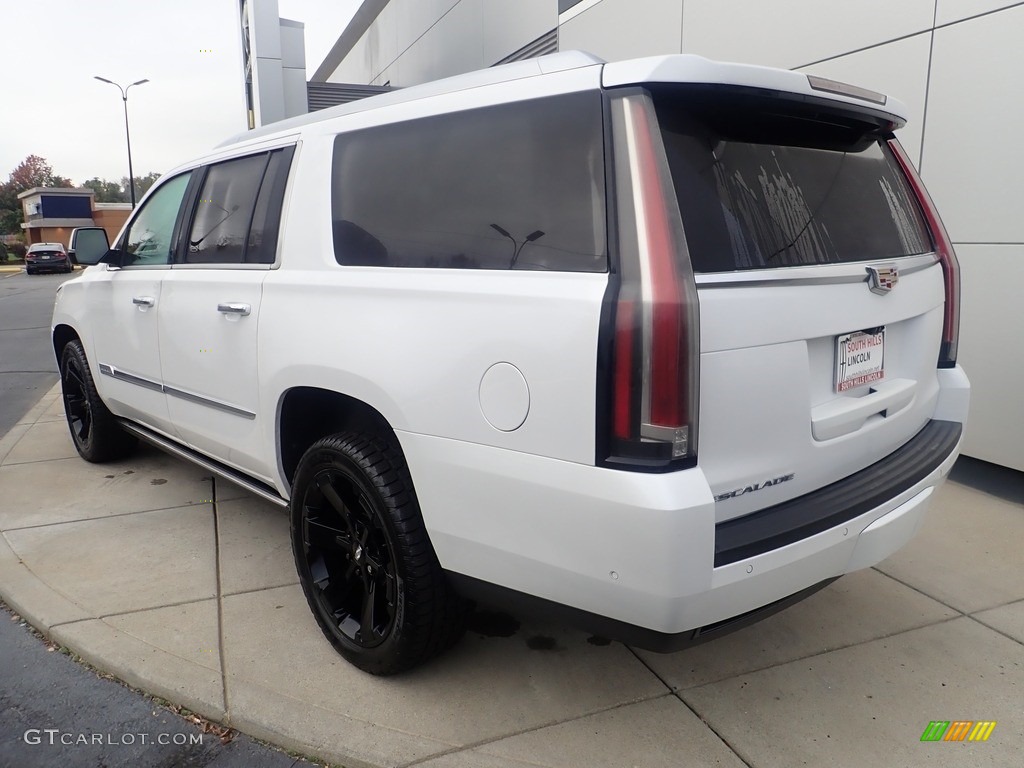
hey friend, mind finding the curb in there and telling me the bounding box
[0,266,82,274]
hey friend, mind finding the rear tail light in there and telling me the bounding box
[602,92,699,470]
[889,139,960,367]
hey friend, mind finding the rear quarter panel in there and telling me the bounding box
[258,123,609,495]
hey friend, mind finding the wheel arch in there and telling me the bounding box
[52,323,81,366]
[277,386,400,488]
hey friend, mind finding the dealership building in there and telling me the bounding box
[241,0,1023,473]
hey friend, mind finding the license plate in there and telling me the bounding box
[41,255,51,260]
[835,328,885,392]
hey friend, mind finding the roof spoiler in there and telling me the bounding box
[602,55,907,130]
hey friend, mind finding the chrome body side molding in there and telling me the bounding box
[99,364,256,420]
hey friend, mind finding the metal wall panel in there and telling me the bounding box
[681,0,935,69]
[559,0,682,62]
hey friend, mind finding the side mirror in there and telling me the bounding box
[68,227,110,266]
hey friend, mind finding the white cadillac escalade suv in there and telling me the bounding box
[53,52,970,675]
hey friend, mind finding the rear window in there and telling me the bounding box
[652,86,932,272]
[331,92,607,272]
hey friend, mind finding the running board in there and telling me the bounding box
[117,420,289,508]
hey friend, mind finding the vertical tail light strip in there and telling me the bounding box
[888,139,961,366]
[612,297,637,440]
[606,92,700,468]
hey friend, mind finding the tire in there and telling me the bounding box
[290,432,465,675]
[60,340,136,462]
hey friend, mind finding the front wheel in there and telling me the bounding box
[290,432,465,675]
[60,340,136,462]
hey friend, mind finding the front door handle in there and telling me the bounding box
[132,296,155,308]
[217,302,251,317]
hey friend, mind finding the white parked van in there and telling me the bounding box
[52,52,969,674]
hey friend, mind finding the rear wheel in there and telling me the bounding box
[290,432,465,675]
[60,340,136,462]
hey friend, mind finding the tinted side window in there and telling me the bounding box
[185,154,268,264]
[331,92,607,272]
[122,172,192,266]
[246,147,294,264]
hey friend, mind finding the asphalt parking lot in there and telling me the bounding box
[0,384,1021,767]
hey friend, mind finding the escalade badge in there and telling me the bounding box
[715,473,795,502]
[867,264,899,295]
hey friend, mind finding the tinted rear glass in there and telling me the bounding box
[331,92,607,272]
[652,87,932,272]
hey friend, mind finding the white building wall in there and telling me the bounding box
[559,0,681,61]
[280,19,308,119]
[326,0,555,86]
[677,0,935,71]
[325,1,1024,471]
[921,7,1024,470]
[240,0,308,126]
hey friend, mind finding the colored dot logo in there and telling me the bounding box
[200,49,213,53]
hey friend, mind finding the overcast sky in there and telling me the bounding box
[0,0,357,185]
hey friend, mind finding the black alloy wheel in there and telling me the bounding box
[304,464,399,648]
[62,349,93,447]
[291,433,465,675]
[60,340,135,462]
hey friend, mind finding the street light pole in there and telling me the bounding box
[94,76,149,208]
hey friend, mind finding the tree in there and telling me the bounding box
[0,208,21,235]
[8,154,71,190]
[0,154,162,235]
[0,154,74,234]
[121,171,160,201]
[82,177,127,203]
[0,183,19,234]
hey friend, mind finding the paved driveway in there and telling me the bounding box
[1,387,1021,767]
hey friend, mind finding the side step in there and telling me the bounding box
[117,420,289,508]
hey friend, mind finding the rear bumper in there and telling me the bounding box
[715,419,962,566]
[398,367,968,649]
[435,425,959,652]
[26,258,70,272]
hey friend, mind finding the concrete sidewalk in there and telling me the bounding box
[1,385,1021,767]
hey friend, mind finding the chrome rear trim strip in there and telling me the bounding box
[695,253,939,288]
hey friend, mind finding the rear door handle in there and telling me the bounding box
[132,296,155,308]
[217,302,251,316]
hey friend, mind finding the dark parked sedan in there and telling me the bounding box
[25,243,72,275]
